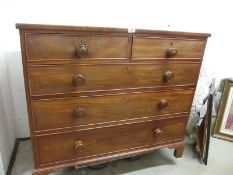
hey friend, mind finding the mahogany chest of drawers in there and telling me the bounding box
[16,23,210,175]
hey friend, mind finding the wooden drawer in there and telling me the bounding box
[25,34,129,60]
[35,116,187,166]
[32,89,193,131]
[28,63,200,96]
[132,37,206,60]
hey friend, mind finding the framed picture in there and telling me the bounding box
[196,80,215,165]
[213,79,233,141]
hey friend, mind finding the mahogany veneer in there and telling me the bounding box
[16,23,210,175]
[28,63,200,96]
[32,89,193,131]
[132,37,206,60]
[25,34,129,60]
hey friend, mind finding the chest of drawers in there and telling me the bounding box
[16,23,210,175]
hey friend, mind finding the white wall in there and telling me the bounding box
[0,154,5,175]
[0,0,233,173]
[0,53,16,174]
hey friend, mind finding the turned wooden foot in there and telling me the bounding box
[174,144,185,158]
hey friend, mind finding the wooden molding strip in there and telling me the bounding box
[34,113,188,136]
[16,23,211,38]
[30,85,195,100]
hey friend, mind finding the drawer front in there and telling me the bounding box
[25,34,129,60]
[36,116,187,166]
[28,63,200,96]
[32,89,193,131]
[132,37,206,60]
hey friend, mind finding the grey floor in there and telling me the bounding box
[11,135,233,175]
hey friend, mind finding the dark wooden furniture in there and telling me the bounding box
[16,23,210,175]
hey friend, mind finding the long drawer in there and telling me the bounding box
[35,116,187,166]
[25,34,129,60]
[28,63,200,96]
[32,89,193,131]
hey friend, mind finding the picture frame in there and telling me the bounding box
[196,81,214,165]
[213,79,233,141]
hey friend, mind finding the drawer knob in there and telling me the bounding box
[164,71,174,81]
[73,74,86,86]
[76,44,88,58]
[73,107,85,118]
[153,128,163,137]
[74,141,85,152]
[167,47,177,57]
[159,99,168,108]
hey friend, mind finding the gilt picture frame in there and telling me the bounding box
[213,79,233,141]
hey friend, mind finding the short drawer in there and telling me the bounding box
[28,63,200,96]
[132,37,206,60]
[25,34,129,60]
[32,89,193,131]
[35,116,187,166]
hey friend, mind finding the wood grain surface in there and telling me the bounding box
[32,89,193,131]
[36,116,187,166]
[25,34,129,60]
[28,63,200,96]
[132,37,206,60]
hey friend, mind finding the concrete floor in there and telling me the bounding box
[11,135,233,175]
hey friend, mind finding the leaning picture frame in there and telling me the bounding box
[213,79,233,141]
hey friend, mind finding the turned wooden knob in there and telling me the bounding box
[73,107,85,118]
[153,128,163,137]
[74,141,85,152]
[167,47,177,57]
[76,44,88,58]
[73,74,85,86]
[164,71,174,81]
[159,99,168,109]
